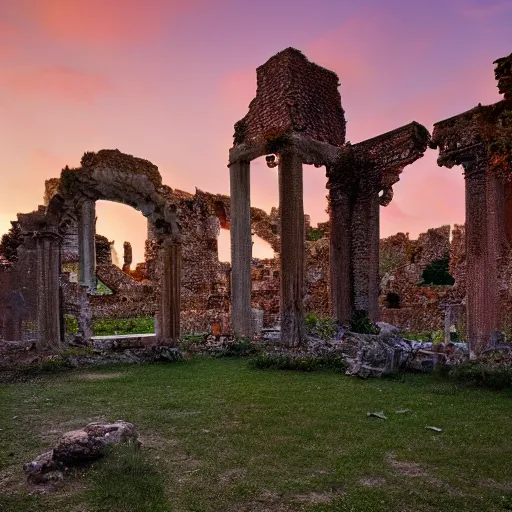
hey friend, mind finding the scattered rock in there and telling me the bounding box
[24,420,139,484]
[342,331,412,378]
[367,411,388,420]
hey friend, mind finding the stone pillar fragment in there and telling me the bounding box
[444,304,452,344]
[78,199,97,292]
[278,150,305,347]
[229,160,252,337]
[328,183,353,325]
[122,241,132,273]
[158,240,181,345]
[36,231,62,350]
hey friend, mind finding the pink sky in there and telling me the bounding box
[0,0,511,263]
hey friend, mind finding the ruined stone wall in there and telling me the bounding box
[304,238,330,316]
[379,226,462,334]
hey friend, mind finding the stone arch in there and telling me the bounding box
[43,149,182,347]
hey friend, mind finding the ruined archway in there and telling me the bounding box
[36,149,182,349]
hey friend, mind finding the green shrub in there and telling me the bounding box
[432,330,444,343]
[420,258,455,286]
[249,353,348,372]
[40,356,72,373]
[443,363,512,390]
[61,347,94,357]
[306,228,324,241]
[350,310,380,335]
[399,331,431,342]
[211,339,260,358]
[180,334,206,353]
[96,279,113,295]
[64,314,78,334]
[304,314,338,340]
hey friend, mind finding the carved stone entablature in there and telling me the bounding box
[327,122,430,206]
[431,106,488,168]
[431,102,509,170]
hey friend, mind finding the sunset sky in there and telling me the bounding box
[0,0,511,264]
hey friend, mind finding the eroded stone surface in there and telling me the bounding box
[24,420,138,484]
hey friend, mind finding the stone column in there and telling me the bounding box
[368,192,381,322]
[158,239,181,345]
[328,178,353,325]
[36,231,62,350]
[229,160,252,337]
[486,172,505,335]
[278,150,305,347]
[463,158,505,355]
[351,185,380,322]
[78,199,97,292]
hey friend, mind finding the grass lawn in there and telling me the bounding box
[1,358,512,511]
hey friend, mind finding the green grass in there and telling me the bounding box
[92,316,154,336]
[1,358,512,511]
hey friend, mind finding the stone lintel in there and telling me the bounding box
[228,133,340,167]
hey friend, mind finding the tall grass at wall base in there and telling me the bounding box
[440,362,512,390]
[249,352,348,372]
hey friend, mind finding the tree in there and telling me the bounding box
[0,222,22,262]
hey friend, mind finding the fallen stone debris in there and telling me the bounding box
[24,420,139,484]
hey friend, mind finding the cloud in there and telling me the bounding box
[0,66,112,103]
[19,0,201,46]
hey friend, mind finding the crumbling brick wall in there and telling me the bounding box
[233,47,346,148]
[379,225,462,333]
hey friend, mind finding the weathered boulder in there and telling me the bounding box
[341,331,412,378]
[53,429,107,465]
[24,420,138,484]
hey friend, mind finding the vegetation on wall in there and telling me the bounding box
[350,310,380,335]
[420,258,455,286]
[306,227,324,241]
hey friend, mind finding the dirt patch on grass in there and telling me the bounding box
[480,478,512,491]
[359,476,387,487]
[387,452,427,477]
[73,372,125,381]
[219,467,248,485]
[230,491,293,512]
[292,488,345,504]
[230,487,346,511]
